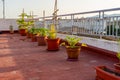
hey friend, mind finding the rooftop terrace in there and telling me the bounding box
[0,33,117,80]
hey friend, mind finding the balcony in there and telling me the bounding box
[0,33,117,80]
[0,8,119,80]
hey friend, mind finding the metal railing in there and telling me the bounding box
[39,8,120,39]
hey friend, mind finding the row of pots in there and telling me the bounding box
[20,31,81,61]
[27,33,60,51]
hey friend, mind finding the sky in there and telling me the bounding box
[0,0,120,19]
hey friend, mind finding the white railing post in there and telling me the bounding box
[71,14,74,35]
[116,17,118,37]
[101,11,105,39]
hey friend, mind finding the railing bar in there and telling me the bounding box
[104,18,107,36]
[39,8,120,19]
[116,17,118,36]
[112,17,115,36]
[108,17,111,35]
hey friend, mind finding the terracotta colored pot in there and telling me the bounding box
[66,46,81,61]
[46,38,60,51]
[19,29,27,36]
[114,63,120,70]
[95,66,120,80]
[37,36,47,46]
[31,34,37,42]
[26,32,32,38]
[10,30,14,34]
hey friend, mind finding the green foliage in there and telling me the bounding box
[19,12,28,19]
[65,36,81,48]
[60,36,87,48]
[48,31,56,39]
[29,27,37,34]
[48,24,57,39]
[117,52,120,60]
[17,10,34,30]
[37,28,48,37]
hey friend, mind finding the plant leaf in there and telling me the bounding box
[81,43,87,47]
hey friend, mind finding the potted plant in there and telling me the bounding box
[17,10,28,36]
[9,25,14,34]
[26,27,32,38]
[46,24,60,51]
[36,28,48,46]
[26,14,35,38]
[61,36,87,61]
[95,66,120,80]
[29,27,38,42]
[17,9,34,36]
[114,40,120,70]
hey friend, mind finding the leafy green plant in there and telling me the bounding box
[65,36,81,48]
[17,11,28,29]
[17,10,34,30]
[37,28,48,37]
[61,36,87,48]
[29,27,39,35]
[48,24,57,39]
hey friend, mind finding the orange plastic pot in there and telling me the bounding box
[66,46,81,61]
[95,66,120,80]
[37,36,47,46]
[31,34,37,42]
[46,38,60,51]
[19,29,27,36]
[26,32,32,38]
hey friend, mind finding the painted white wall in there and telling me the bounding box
[0,19,18,31]
[57,33,118,52]
[0,19,41,31]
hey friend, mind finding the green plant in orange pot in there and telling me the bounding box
[61,36,87,61]
[29,27,38,42]
[46,24,60,51]
[17,9,34,36]
[36,27,48,46]
[17,10,28,36]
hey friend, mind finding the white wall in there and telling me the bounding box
[0,19,18,31]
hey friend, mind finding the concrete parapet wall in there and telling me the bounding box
[0,19,18,31]
[57,33,118,53]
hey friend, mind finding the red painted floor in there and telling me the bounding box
[0,33,116,80]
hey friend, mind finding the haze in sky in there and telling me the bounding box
[0,0,120,18]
